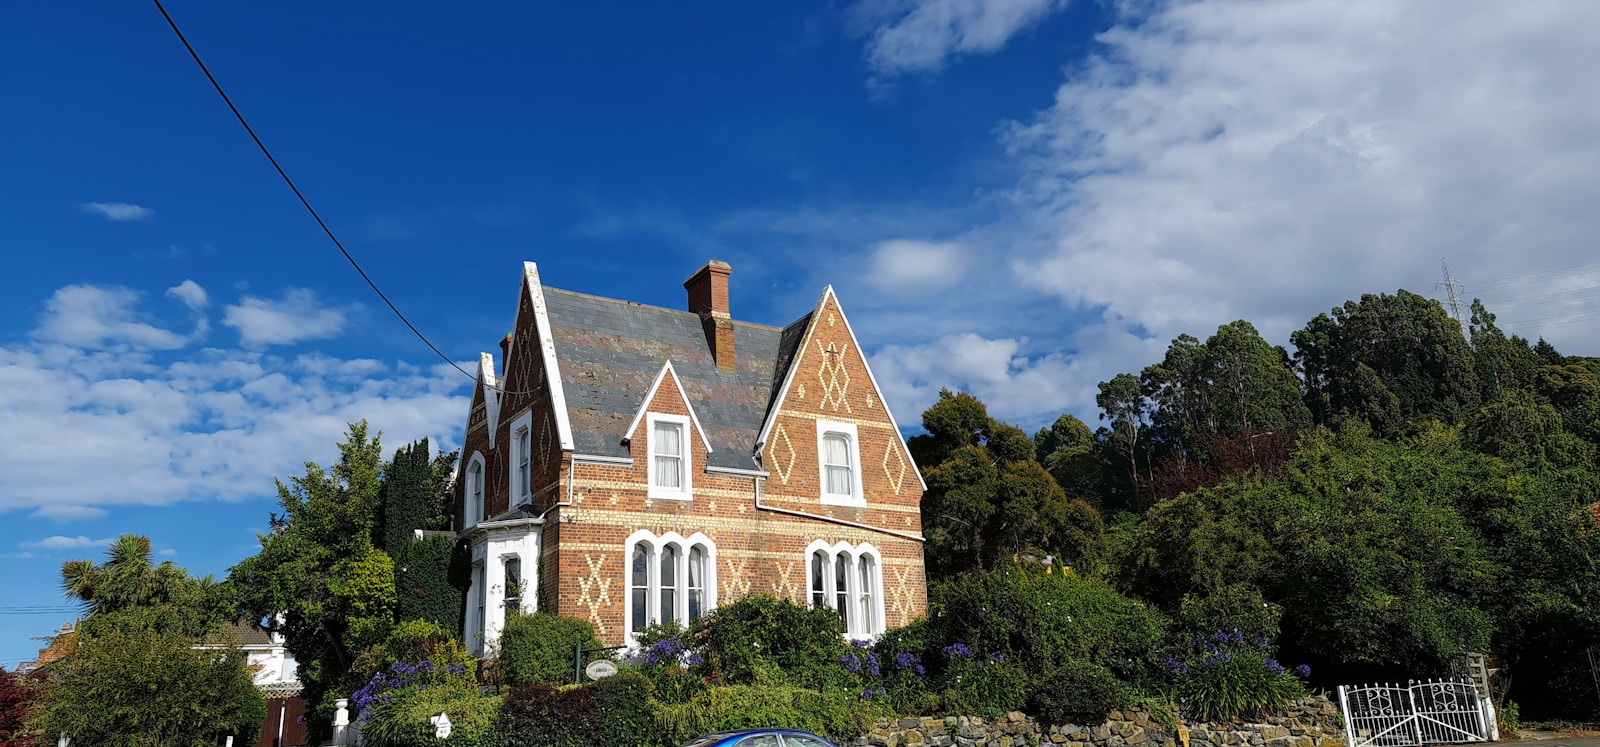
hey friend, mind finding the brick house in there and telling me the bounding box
[453,260,928,652]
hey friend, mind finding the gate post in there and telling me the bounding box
[1336,686,1355,747]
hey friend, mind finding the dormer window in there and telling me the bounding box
[647,413,692,500]
[817,421,863,506]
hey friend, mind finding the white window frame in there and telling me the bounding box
[646,413,693,501]
[509,411,534,506]
[465,452,485,528]
[623,530,717,641]
[804,540,884,640]
[503,554,525,614]
[816,420,864,507]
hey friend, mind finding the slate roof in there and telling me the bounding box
[542,287,812,471]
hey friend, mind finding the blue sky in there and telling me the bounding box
[5,0,1600,668]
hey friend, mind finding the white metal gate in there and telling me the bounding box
[1336,678,1498,747]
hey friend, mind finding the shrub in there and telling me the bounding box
[653,684,884,745]
[928,568,1166,682]
[361,683,501,747]
[500,672,653,747]
[27,628,264,747]
[1165,631,1308,722]
[1172,585,1281,646]
[697,594,853,691]
[1028,659,1129,725]
[498,612,605,687]
[850,627,933,714]
[624,634,706,705]
[360,619,476,679]
[351,659,475,723]
[934,645,1029,717]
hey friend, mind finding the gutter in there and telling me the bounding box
[713,461,924,543]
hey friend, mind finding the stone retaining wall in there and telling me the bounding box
[850,696,1344,747]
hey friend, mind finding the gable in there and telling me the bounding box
[622,361,714,454]
[758,287,925,497]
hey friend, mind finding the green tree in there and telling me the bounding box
[1292,290,1480,429]
[380,438,464,630]
[229,422,396,741]
[27,628,263,747]
[1096,373,1150,506]
[59,535,230,639]
[1142,322,1309,449]
[919,394,1104,578]
[1034,414,1107,509]
[1468,300,1544,403]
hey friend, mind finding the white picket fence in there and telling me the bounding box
[1336,678,1498,747]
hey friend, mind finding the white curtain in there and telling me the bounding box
[688,546,706,621]
[654,422,682,488]
[660,544,679,624]
[824,434,852,495]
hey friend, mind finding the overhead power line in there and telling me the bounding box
[150,0,533,398]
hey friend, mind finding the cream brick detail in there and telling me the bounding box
[577,554,615,638]
[883,440,907,496]
[816,342,852,414]
[774,560,804,600]
[889,564,918,621]
[724,557,752,601]
[772,423,798,484]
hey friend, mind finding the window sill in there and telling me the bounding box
[647,488,693,501]
[820,494,866,508]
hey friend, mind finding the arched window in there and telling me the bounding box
[834,554,850,631]
[857,555,876,635]
[803,541,884,639]
[624,532,717,639]
[688,546,707,622]
[660,544,679,622]
[466,455,484,527]
[809,550,828,609]
[630,543,652,634]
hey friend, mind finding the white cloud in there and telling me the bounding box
[81,202,153,221]
[32,285,192,350]
[222,289,355,348]
[31,505,108,522]
[164,280,209,312]
[998,0,1600,356]
[857,0,1069,78]
[832,0,1600,428]
[0,283,471,516]
[23,535,114,550]
[867,240,969,294]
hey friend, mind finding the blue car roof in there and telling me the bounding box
[684,729,836,747]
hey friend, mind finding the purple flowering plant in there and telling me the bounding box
[350,659,473,722]
[1165,630,1311,722]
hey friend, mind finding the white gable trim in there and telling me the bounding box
[622,360,714,453]
[756,286,926,491]
[507,262,574,451]
[479,352,501,450]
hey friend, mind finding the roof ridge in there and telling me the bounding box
[543,286,785,331]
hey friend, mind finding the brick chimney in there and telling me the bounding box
[684,261,735,370]
[499,333,514,377]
